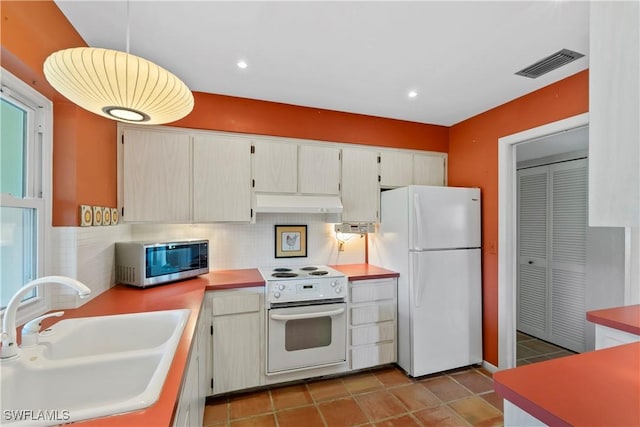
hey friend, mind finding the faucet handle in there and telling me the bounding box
[21,311,64,348]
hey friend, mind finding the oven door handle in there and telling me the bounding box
[270,307,345,321]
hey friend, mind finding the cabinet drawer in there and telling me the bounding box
[211,291,261,316]
[351,322,395,346]
[350,280,396,304]
[350,342,396,370]
[350,302,395,326]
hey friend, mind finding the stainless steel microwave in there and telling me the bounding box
[115,239,209,287]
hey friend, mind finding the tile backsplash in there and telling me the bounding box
[131,213,365,270]
[49,224,132,309]
[49,214,365,306]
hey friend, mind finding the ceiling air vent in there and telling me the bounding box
[516,48,585,79]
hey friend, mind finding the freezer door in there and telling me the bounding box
[408,249,482,377]
[409,186,481,250]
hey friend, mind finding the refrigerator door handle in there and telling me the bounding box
[414,193,424,250]
[414,256,423,308]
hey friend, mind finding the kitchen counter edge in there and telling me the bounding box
[586,304,640,335]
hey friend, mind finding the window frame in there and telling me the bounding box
[0,67,53,325]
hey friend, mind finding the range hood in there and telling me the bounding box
[255,194,343,214]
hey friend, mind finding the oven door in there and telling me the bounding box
[268,302,346,374]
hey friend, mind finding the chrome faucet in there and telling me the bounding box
[1,276,91,359]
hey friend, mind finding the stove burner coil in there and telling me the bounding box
[300,266,318,271]
[272,272,298,278]
[273,268,292,272]
[309,271,329,276]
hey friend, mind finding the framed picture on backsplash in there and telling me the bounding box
[275,225,307,258]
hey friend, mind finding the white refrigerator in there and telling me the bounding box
[368,185,482,377]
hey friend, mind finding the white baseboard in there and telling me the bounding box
[482,360,499,373]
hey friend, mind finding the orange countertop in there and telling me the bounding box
[331,264,399,281]
[587,304,640,336]
[202,264,399,287]
[494,342,640,427]
[203,268,265,290]
[35,264,393,426]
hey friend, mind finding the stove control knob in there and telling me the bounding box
[278,284,285,291]
[330,281,337,287]
[274,292,281,299]
[335,287,342,294]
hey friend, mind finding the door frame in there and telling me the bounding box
[497,112,589,369]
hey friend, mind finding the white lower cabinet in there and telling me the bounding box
[203,279,399,398]
[594,324,640,349]
[173,309,207,427]
[349,278,397,370]
[209,288,263,395]
[503,400,547,427]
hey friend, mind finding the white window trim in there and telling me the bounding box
[0,67,53,326]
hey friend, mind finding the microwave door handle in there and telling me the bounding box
[270,307,345,321]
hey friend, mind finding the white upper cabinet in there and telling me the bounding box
[252,140,298,193]
[380,150,447,188]
[341,148,379,222]
[120,125,444,224]
[120,126,252,223]
[380,151,413,188]
[413,153,446,186]
[193,135,252,222]
[122,128,191,222]
[252,140,340,195]
[589,1,639,227]
[298,145,341,195]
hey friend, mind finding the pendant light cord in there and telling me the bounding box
[126,0,130,54]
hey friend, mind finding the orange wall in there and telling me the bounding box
[448,70,589,366]
[173,92,449,151]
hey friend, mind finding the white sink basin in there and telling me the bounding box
[0,309,190,425]
[40,309,190,359]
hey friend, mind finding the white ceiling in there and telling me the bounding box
[53,1,590,127]
[516,126,588,162]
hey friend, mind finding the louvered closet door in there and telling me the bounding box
[517,166,549,338]
[549,159,587,353]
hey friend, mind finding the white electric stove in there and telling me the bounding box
[258,265,347,306]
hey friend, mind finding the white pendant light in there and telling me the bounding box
[44,48,194,124]
[43,3,193,125]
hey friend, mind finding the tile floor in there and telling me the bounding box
[516,331,577,366]
[203,365,503,427]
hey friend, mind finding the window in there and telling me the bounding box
[0,68,52,321]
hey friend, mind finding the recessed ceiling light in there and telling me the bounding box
[408,91,418,98]
[237,60,248,69]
